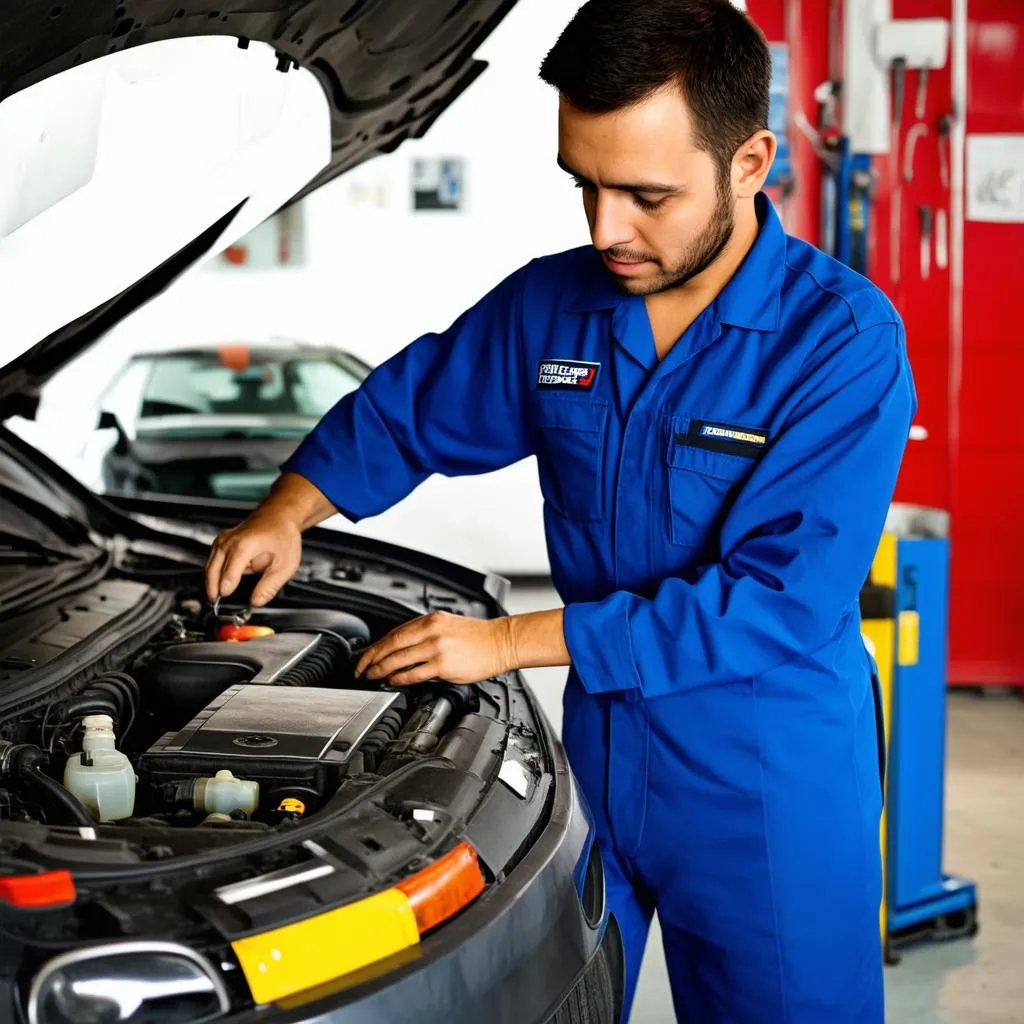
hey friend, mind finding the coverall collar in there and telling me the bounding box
[565,191,786,334]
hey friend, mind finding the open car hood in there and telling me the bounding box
[0,0,518,413]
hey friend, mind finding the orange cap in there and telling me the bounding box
[218,624,276,643]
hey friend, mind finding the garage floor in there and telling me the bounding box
[505,583,1024,1024]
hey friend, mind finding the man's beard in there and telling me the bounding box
[605,181,736,296]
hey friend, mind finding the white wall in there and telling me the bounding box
[21,0,592,574]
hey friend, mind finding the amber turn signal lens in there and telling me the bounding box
[395,841,485,934]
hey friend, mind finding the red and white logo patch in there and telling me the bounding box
[536,359,600,391]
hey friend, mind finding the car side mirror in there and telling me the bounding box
[97,410,130,455]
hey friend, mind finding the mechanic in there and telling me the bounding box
[205,1,916,1020]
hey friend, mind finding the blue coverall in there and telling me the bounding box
[285,193,917,1022]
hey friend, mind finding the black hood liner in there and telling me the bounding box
[1,0,519,206]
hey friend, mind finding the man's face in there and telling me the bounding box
[558,86,736,296]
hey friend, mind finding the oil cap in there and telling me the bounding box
[218,624,276,643]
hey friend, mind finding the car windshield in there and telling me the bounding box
[130,350,368,420]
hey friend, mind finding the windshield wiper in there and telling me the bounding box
[0,551,111,618]
[0,529,81,562]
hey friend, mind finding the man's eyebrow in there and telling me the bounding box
[556,154,682,195]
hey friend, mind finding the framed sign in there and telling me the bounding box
[966,134,1024,224]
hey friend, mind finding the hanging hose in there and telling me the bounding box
[49,671,140,744]
[2,744,93,827]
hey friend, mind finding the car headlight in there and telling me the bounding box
[27,941,229,1024]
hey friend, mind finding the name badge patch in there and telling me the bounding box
[698,422,767,447]
[675,419,769,458]
[537,359,600,391]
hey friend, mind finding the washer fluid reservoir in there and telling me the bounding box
[63,714,136,821]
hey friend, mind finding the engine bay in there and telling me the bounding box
[0,591,524,843]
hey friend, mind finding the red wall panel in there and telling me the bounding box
[950,0,1024,684]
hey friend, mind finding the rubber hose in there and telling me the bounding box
[360,709,406,768]
[13,747,93,827]
[276,634,350,687]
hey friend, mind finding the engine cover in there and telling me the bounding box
[138,684,399,812]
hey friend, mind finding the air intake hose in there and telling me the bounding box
[275,633,351,687]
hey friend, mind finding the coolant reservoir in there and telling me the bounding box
[63,714,136,821]
[194,770,260,816]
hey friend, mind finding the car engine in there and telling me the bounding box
[0,597,483,836]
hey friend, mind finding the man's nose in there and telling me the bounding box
[588,192,635,252]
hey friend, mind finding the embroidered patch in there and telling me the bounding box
[537,359,600,391]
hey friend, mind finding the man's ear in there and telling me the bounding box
[732,130,777,198]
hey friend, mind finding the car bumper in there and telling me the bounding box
[224,741,618,1024]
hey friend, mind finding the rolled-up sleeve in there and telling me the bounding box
[283,264,534,521]
[563,320,917,698]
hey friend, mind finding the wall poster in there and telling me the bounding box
[412,157,465,212]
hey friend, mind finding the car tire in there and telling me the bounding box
[550,939,618,1024]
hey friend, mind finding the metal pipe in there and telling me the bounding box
[948,0,967,515]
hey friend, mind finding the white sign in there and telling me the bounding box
[966,134,1024,223]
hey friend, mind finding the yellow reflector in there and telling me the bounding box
[898,610,920,666]
[231,889,419,1005]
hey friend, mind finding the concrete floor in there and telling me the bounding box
[504,582,1024,1024]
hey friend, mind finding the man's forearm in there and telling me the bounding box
[506,609,571,670]
[256,471,338,532]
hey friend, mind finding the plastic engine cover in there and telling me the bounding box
[139,684,399,811]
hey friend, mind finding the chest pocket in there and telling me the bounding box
[665,417,763,550]
[533,392,609,522]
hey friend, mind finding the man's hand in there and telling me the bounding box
[205,511,302,607]
[355,608,570,686]
[205,472,337,607]
[356,612,516,686]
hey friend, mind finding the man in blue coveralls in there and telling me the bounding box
[206,0,916,1019]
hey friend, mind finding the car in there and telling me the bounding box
[93,344,373,502]
[0,3,623,1024]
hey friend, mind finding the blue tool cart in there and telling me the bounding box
[860,504,979,964]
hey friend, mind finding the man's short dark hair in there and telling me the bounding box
[539,0,772,181]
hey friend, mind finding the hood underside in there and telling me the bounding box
[0,0,519,406]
